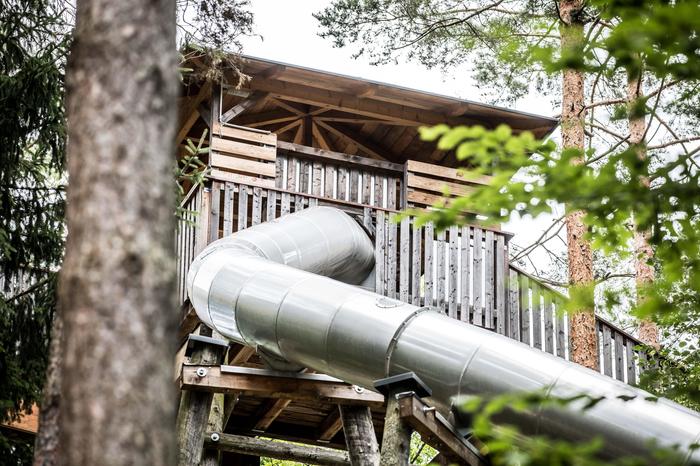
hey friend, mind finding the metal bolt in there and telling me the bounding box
[423,406,436,413]
[353,385,365,394]
[210,432,220,442]
[196,367,208,378]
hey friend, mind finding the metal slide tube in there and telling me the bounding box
[187,207,700,463]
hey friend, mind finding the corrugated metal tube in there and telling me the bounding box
[187,206,700,464]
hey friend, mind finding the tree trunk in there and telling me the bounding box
[627,71,660,349]
[57,0,178,464]
[33,312,62,466]
[340,405,380,466]
[560,0,597,370]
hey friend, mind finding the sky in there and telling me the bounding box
[240,0,566,271]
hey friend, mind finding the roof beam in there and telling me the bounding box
[252,398,292,432]
[221,91,269,124]
[236,110,298,128]
[318,407,343,442]
[176,81,212,144]
[273,119,303,135]
[269,97,306,116]
[247,78,480,127]
[312,122,332,151]
[258,64,287,79]
[315,120,393,161]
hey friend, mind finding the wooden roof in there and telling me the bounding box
[184,54,558,168]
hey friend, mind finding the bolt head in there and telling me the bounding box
[196,367,208,377]
[353,385,365,393]
[210,432,220,442]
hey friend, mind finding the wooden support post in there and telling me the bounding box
[201,393,225,466]
[176,334,228,466]
[206,432,351,466]
[375,373,432,466]
[340,405,380,466]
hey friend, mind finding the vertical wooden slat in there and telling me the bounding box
[495,234,506,335]
[299,160,310,194]
[544,293,554,354]
[411,219,422,306]
[210,182,221,242]
[349,169,359,203]
[266,190,277,221]
[424,222,434,306]
[312,161,323,196]
[362,172,372,205]
[252,187,262,226]
[556,299,567,359]
[484,230,494,329]
[237,184,248,231]
[386,178,396,210]
[375,211,386,295]
[625,339,637,385]
[294,194,304,212]
[275,154,285,189]
[223,182,233,237]
[460,226,471,322]
[448,225,458,320]
[374,175,384,207]
[286,157,297,192]
[280,192,291,216]
[508,269,520,340]
[520,274,530,345]
[338,167,348,201]
[324,165,334,198]
[531,284,543,350]
[436,230,446,312]
[399,217,410,302]
[472,228,483,326]
[386,213,397,299]
[602,324,613,377]
[614,331,625,381]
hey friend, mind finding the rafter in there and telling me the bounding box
[269,97,306,116]
[176,81,212,144]
[292,123,304,144]
[220,90,269,123]
[312,122,332,151]
[318,407,343,442]
[253,398,292,432]
[273,119,303,135]
[315,120,393,161]
[236,110,298,128]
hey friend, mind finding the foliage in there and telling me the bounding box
[459,391,690,466]
[0,0,69,463]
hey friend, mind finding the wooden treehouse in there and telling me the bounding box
[170,56,653,466]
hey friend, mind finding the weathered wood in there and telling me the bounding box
[625,338,637,385]
[206,432,350,466]
[399,217,410,302]
[508,268,520,340]
[602,324,613,377]
[544,293,554,354]
[340,405,380,466]
[211,137,276,161]
[338,166,348,201]
[266,190,277,221]
[277,141,404,173]
[375,211,386,295]
[495,235,506,335]
[177,340,226,466]
[362,173,372,205]
[237,184,248,231]
[220,91,269,123]
[286,156,297,191]
[223,183,234,236]
[253,398,292,432]
[520,274,530,345]
[406,173,476,196]
[472,228,483,326]
[387,213,397,299]
[209,168,276,189]
[177,82,213,144]
[556,299,567,359]
[349,169,360,203]
[435,230,446,312]
[312,161,324,196]
[181,366,385,408]
[484,230,495,329]
[531,283,543,350]
[448,226,458,319]
[201,392,225,466]
[252,187,262,225]
[380,390,412,466]
[424,223,434,307]
[281,192,291,216]
[406,160,492,186]
[318,407,344,443]
[614,331,625,381]
[374,174,384,207]
[397,395,486,466]
[411,221,422,306]
[460,226,471,322]
[212,122,277,145]
[210,152,276,178]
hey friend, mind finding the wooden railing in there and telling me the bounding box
[275,141,404,209]
[174,179,650,385]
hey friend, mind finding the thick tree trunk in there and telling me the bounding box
[57,0,178,465]
[627,72,660,349]
[33,312,62,466]
[560,0,597,370]
[340,405,380,466]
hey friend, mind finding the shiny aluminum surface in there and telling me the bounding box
[187,206,700,464]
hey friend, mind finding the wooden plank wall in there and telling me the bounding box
[176,187,202,303]
[374,213,509,334]
[405,160,492,210]
[209,123,278,188]
[276,146,402,209]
